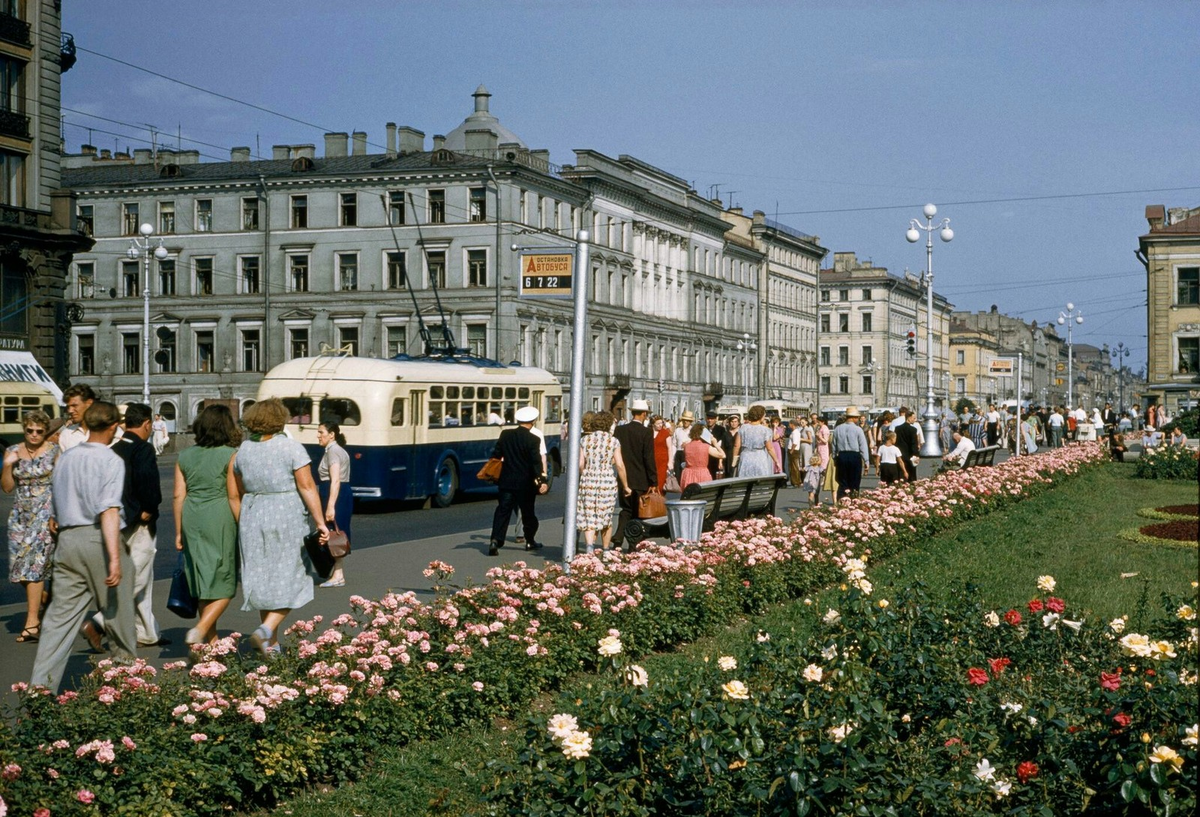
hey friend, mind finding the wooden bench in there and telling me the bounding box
[624,474,789,546]
[962,445,1000,469]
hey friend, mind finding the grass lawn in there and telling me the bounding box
[267,463,1198,817]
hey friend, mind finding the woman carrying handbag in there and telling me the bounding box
[316,422,353,588]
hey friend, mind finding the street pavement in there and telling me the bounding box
[0,448,971,708]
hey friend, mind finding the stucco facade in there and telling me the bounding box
[1138,204,1200,414]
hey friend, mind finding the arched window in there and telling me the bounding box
[158,400,177,432]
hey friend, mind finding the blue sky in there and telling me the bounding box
[61,1,1200,371]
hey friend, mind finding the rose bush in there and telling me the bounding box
[0,444,1109,816]
[1133,443,1199,481]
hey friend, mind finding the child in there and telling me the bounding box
[877,431,908,485]
[802,454,823,506]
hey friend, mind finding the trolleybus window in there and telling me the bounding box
[321,398,361,426]
[545,395,562,423]
[282,397,312,424]
[390,398,404,426]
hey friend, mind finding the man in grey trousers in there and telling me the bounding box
[31,401,136,692]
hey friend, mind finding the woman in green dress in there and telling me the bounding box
[175,405,240,647]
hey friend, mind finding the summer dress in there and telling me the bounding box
[6,443,59,582]
[576,431,619,532]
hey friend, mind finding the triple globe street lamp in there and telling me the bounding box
[906,203,954,457]
[128,223,168,407]
[1057,303,1084,409]
[1111,341,1130,413]
[737,332,757,405]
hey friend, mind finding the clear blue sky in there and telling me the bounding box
[61,1,1200,371]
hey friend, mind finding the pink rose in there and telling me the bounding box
[1045,597,1065,614]
[76,789,96,804]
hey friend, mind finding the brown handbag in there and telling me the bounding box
[638,487,667,519]
[477,457,503,483]
[327,521,350,558]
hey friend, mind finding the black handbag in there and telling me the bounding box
[167,554,198,619]
[304,530,335,579]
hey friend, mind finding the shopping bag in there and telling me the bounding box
[638,488,668,519]
[304,530,335,579]
[477,457,503,483]
[167,555,197,619]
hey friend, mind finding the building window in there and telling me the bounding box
[819,314,830,333]
[838,375,849,394]
[242,197,259,230]
[289,255,309,292]
[388,191,405,225]
[385,325,405,358]
[194,257,213,295]
[1179,337,1199,374]
[467,324,487,357]
[863,375,874,394]
[337,253,358,291]
[122,203,140,235]
[157,329,176,373]
[838,314,849,332]
[861,288,872,301]
[469,187,486,222]
[240,256,260,294]
[241,329,260,372]
[195,330,215,373]
[861,312,872,332]
[821,290,831,302]
[427,250,446,289]
[862,345,873,364]
[77,204,94,235]
[386,251,406,289]
[956,349,965,365]
[122,261,139,297]
[158,201,175,234]
[290,195,307,228]
[427,189,445,223]
[158,259,175,295]
[819,346,830,366]
[77,334,95,375]
[76,261,94,299]
[288,327,309,360]
[838,289,849,302]
[338,326,359,356]
[195,199,212,232]
[820,376,830,395]
[838,346,849,366]
[1178,267,1199,306]
[122,332,140,373]
[0,150,23,207]
[467,249,487,287]
[340,192,357,226]
[956,377,966,394]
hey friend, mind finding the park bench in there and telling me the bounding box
[624,474,789,546]
[962,445,1001,469]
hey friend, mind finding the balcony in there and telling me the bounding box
[0,12,30,47]
[0,203,50,231]
[0,108,30,139]
[705,381,724,397]
[607,373,630,390]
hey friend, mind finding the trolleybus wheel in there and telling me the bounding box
[432,458,459,508]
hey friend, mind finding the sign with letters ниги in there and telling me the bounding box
[519,252,573,298]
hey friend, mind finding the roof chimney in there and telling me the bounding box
[133,148,152,164]
[473,84,492,113]
[1146,205,1165,231]
[231,146,251,162]
[324,132,348,157]
[464,128,498,152]
[386,123,397,157]
[81,143,96,156]
[294,144,315,160]
[100,149,111,159]
[352,131,367,156]
[272,145,289,160]
[397,126,424,154]
[432,134,446,151]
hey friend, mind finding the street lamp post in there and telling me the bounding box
[906,203,953,457]
[128,223,168,407]
[1057,303,1084,409]
[1111,342,1130,413]
[737,333,756,405]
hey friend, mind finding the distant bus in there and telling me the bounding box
[0,382,60,449]
[256,353,563,507]
[752,399,813,421]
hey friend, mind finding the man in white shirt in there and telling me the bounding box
[985,404,1002,447]
[942,429,976,467]
[57,383,98,451]
[787,418,804,487]
[671,410,695,478]
[1047,408,1065,448]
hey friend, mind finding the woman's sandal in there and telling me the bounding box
[17,625,40,643]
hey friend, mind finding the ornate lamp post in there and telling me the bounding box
[1111,341,1130,413]
[1057,303,1084,409]
[906,203,953,457]
[737,332,757,405]
[128,223,168,406]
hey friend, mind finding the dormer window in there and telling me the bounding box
[291,156,314,172]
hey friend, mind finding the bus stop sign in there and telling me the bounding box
[519,251,573,298]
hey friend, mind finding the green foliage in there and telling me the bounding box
[1133,444,1199,480]
[1162,407,1199,437]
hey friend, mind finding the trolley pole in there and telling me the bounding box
[561,230,590,568]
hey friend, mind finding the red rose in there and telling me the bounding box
[1016,761,1039,783]
[1112,712,1131,728]
[1004,609,1022,626]
[1027,599,1044,614]
[988,657,1012,676]
[967,667,989,686]
[1045,597,1065,613]
[1099,671,1121,692]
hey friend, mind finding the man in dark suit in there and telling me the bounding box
[705,410,734,478]
[1101,402,1118,434]
[488,406,547,556]
[894,408,921,483]
[612,400,658,550]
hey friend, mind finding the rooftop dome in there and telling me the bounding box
[442,85,527,151]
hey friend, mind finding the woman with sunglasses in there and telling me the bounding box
[2,410,61,643]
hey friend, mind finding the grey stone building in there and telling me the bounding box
[60,88,781,425]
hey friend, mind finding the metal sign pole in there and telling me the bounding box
[561,230,590,568]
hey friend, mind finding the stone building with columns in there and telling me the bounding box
[58,87,789,426]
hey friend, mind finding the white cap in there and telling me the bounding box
[629,399,650,412]
[515,406,539,423]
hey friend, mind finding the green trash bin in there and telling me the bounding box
[666,499,706,545]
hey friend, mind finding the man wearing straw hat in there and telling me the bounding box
[830,406,870,501]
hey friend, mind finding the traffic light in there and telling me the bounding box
[905,328,917,357]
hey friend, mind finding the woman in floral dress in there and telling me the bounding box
[733,405,780,477]
[2,410,60,643]
[576,411,630,552]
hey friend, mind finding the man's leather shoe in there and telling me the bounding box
[488,541,500,556]
[524,541,544,551]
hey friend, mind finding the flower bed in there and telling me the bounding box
[0,444,1108,816]
[1138,505,1200,522]
[1133,444,1200,480]
[486,574,1199,815]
